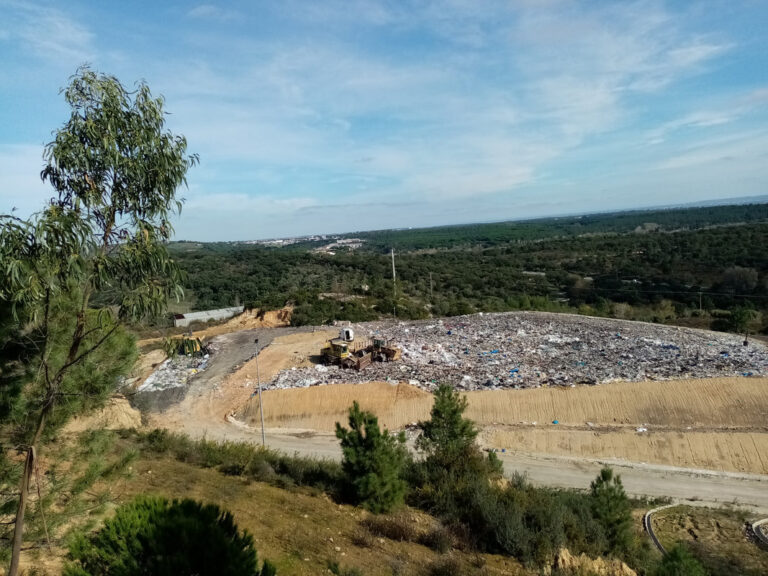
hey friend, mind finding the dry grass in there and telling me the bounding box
[463,377,768,429]
[27,455,526,576]
[241,376,768,432]
[239,381,433,431]
[653,506,768,576]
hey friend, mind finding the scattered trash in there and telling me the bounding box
[138,341,219,393]
[262,312,768,392]
[552,420,559,425]
[636,427,648,433]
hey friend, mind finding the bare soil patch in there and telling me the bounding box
[64,396,142,434]
[137,306,292,349]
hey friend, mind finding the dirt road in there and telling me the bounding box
[259,429,768,514]
[142,327,331,436]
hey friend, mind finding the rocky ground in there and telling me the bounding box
[267,312,768,391]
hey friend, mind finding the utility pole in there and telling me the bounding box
[429,271,433,302]
[391,248,397,318]
[254,338,265,446]
[699,291,702,312]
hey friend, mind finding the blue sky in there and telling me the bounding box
[1,1,767,241]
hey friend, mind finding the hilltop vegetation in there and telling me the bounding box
[167,203,768,332]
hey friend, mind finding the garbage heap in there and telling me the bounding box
[138,341,218,392]
[267,312,768,392]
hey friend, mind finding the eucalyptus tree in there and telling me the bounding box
[0,66,197,575]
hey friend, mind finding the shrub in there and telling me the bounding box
[335,402,409,513]
[136,429,342,494]
[427,556,462,576]
[64,496,275,575]
[361,514,418,542]
[654,544,707,576]
[419,525,454,553]
[327,561,365,576]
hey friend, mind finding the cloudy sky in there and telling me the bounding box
[1,1,767,241]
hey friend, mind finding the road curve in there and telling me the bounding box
[752,518,768,547]
[643,504,678,554]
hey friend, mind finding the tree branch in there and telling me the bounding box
[52,323,120,383]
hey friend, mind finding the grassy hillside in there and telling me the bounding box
[12,429,766,575]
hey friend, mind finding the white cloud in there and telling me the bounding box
[654,131,768,171]
[0,0,94,62]
[187,4,239,22]
[1,0,760,240]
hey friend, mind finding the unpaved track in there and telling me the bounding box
[262,431,768,514]
[143,327,320,434]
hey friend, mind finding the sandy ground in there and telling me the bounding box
[237,371,768,475]
[483,428,768,474]
[64,396,142,434]
[240,377,768,430]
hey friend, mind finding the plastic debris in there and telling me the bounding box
[261,311,768,392]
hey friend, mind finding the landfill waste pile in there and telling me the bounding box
[138,343,217,392]
[267,312,768,392]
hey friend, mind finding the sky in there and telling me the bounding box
[1,1,767,241]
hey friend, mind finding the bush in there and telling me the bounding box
[654,544,707,576]
[361,514,418,542]
[64,496,275,575]
[419,525,454,553]
[427,556,462,576]
[136,429,343,495]
[335,402,409,513]
[327,561,364,576]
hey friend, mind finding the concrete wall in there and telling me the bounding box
[174,306,244,328]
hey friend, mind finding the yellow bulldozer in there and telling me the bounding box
[321,328,401,371]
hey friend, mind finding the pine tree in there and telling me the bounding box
[417,384,478,461]
[335,402,408,513]
[590,467,633,555]
[64,496,275,576]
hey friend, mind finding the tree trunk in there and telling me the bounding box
[8,447,35,576]
[9,409,47,576]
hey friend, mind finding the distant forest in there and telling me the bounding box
[167,203,768,333]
